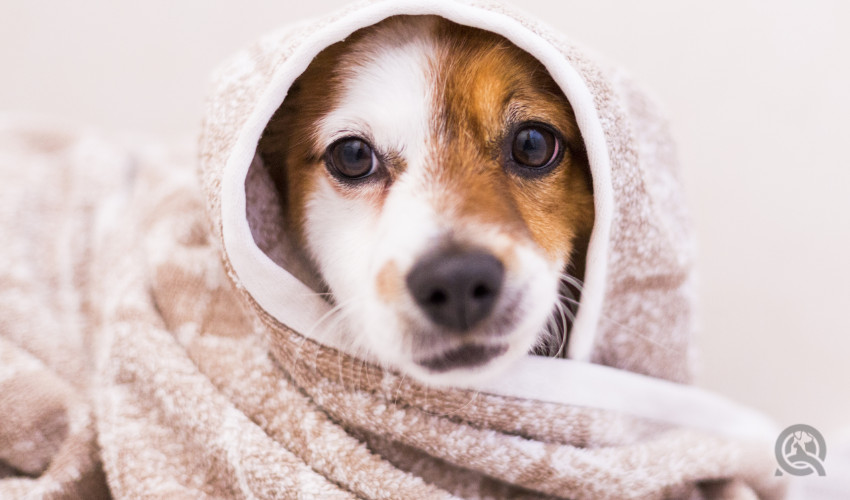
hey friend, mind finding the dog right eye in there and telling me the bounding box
[327,138,377,179]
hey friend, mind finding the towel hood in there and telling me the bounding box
[198,0,771,439]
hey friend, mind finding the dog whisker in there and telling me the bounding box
[293,296,360,384]
[440,389,481,418]
[305,296,358,341]
[554,300,570,357]
[534,272,584,358]
[558,272,585,291]
[392,372,408,406]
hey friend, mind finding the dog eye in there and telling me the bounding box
[511,125,560,169]
[328,138,377,179]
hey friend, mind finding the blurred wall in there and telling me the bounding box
[2,0,848,433]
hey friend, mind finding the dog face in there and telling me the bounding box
[259,15,594,384]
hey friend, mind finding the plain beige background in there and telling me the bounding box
[2,1,848,435]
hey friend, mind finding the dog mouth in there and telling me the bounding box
[405,287,527,374]
[415,343,508,373]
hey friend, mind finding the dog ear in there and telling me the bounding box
[258,80,303,211]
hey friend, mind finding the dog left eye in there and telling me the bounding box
[510,124,561,170]
[328,138,377,179]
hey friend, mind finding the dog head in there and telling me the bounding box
[259,15,594,384]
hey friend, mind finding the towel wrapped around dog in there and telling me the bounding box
[0,0,788,498]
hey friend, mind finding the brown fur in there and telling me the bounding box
[258,15,594,346]
[432,20,593,267]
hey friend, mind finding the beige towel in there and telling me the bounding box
[1,0,788,498]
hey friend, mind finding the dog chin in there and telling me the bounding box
[394,330,540,387]
[357,293,556,387]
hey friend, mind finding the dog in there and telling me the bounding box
[258,15,594,385]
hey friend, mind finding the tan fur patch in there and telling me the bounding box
[258,15,594,278]
[375,260,403,303]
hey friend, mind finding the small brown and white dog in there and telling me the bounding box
[259,15,594,384]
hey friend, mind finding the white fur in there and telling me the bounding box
[316,19,437,166]
[303,19,561,385]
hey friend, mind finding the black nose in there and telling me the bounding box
[406,249,504,332]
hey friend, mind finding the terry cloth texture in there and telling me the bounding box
[1,0,788,498]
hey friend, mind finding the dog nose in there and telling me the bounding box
[406,249,504,331]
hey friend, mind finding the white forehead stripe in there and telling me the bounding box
[317,20,438,168]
